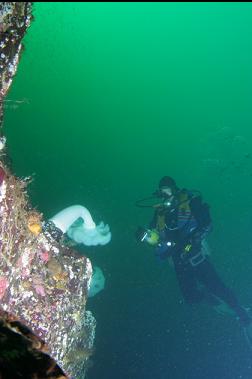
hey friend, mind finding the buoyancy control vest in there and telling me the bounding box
[155,190,212,237]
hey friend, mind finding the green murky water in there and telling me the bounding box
[4,3,252,378]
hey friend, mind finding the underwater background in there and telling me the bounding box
[4,2,252,378]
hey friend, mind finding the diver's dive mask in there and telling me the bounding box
[154,186,175,209]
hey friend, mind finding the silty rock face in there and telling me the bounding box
[0,3,96,378]
[0,165,96,378]
[0,309,69,379]
[0,3,33,127]
[0,2,33,97]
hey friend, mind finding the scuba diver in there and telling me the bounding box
[136,176,252,346]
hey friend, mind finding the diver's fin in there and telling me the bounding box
[200,286,239,317]
[212,300,237,317]
[204,292,235,316]
[240,308,252,349]
[204,292,237,317]
[243,322,252,350]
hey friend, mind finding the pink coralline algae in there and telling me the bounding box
[39,250,50,263]
[0,277,8,299]
[32,275,46,297]
[34,284,46,297]
[0,167,5,185]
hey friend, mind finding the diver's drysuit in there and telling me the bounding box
[150,189,250,326]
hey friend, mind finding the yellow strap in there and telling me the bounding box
[178,192,190,212]
[157,214,166,231]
